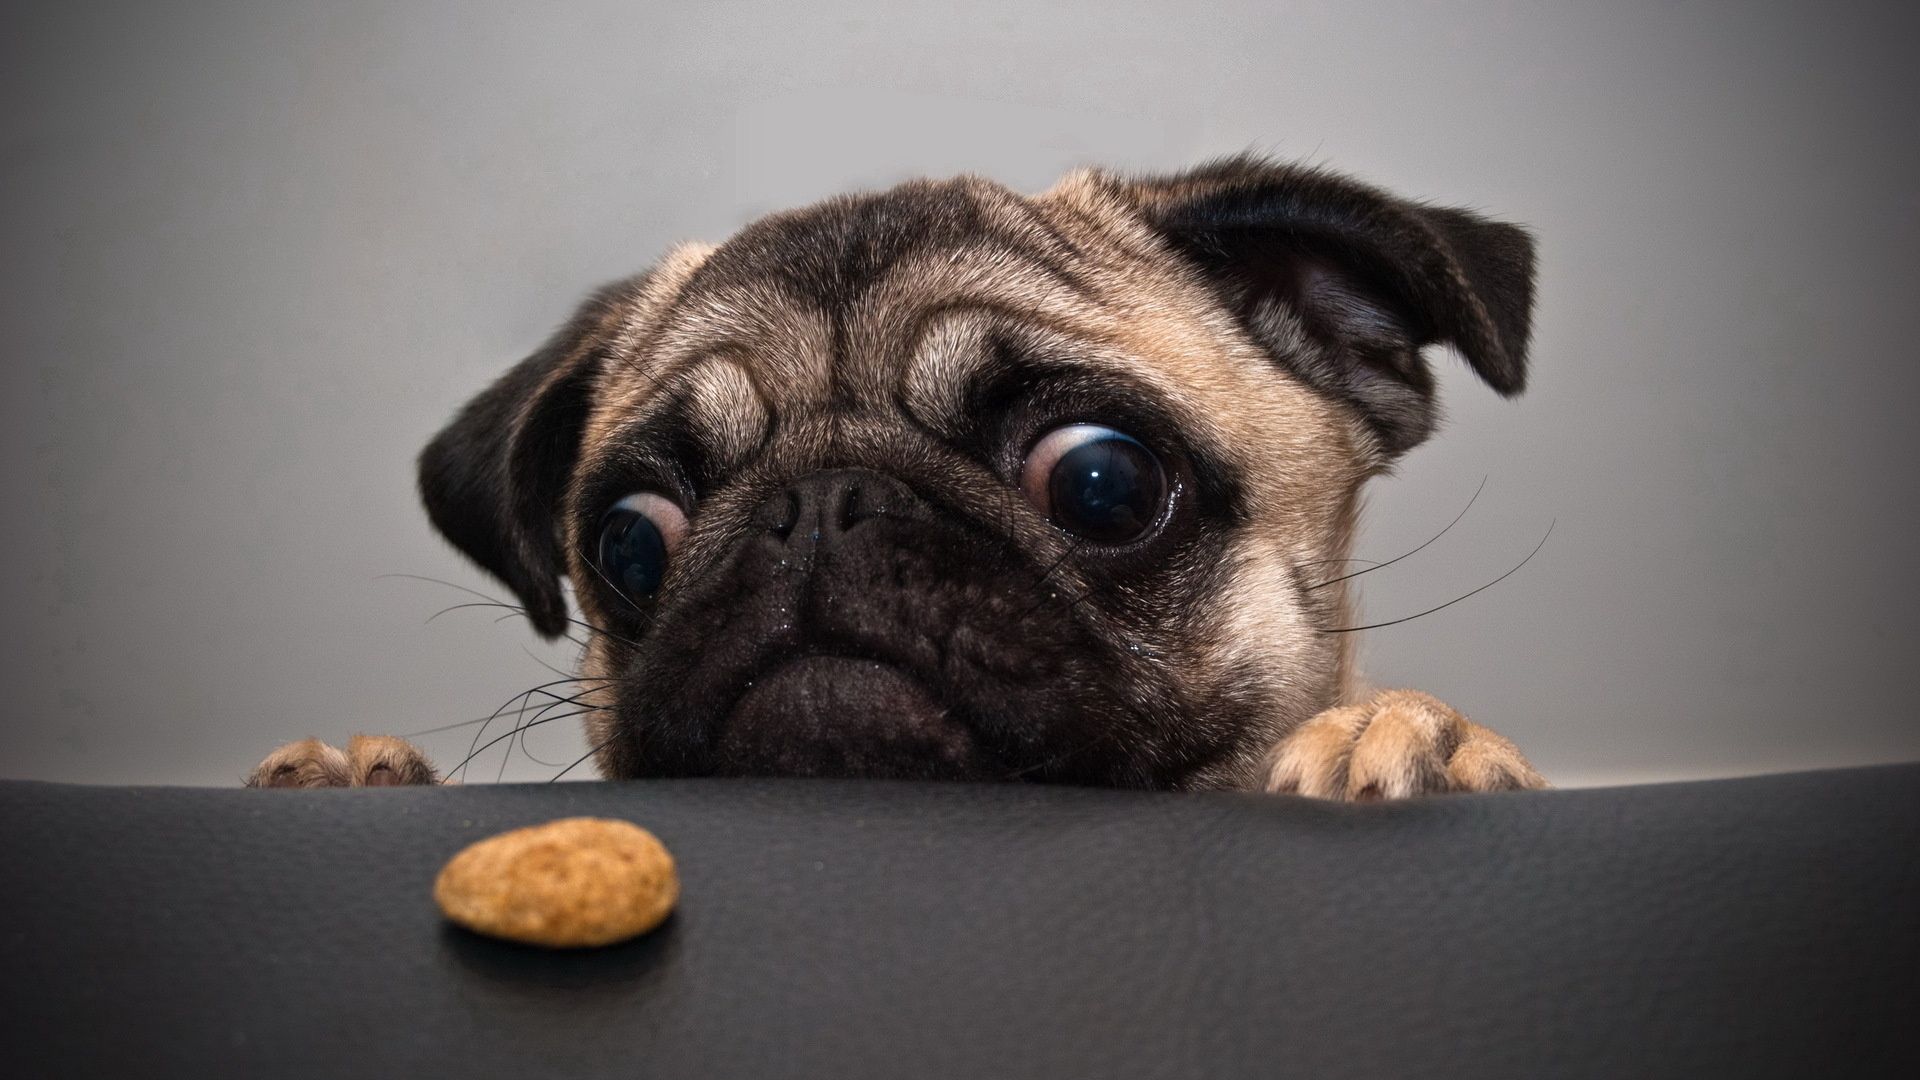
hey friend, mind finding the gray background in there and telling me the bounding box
[3,0,1916,787]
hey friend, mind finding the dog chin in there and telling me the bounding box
[713,655,1000,780]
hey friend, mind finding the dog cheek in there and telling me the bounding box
[1196,536,1344,749]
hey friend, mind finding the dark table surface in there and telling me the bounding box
[3,766,1917,1079]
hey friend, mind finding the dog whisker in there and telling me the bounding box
[1296,556,1386,570]
[516,744,572,769]
[453,678,619,781]
[447,688,616,782]
[576,539,653,621]
[521,644,584,681]
[1000,723,1123,781]
[496,724,515,783]
[550,732,623,783]
[464,686,616,782]
[512,718,578,768]
[442,705,611,781]
[1308,475,1486,591]
[1008,535,1084,625]
[952,480,1039,630]
[383,572,643,648]
[401,681,617,738]
[426,599,643,649]
[1318,519,1553,634]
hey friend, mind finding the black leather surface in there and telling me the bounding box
[3,767,1917,1078]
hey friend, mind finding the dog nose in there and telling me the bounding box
[754,468,924,547]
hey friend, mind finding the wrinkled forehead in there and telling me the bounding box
[577,174,1342,489]
[689,175,1092,321]
[609,176,1108,406]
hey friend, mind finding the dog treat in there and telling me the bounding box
[434,817,678,948]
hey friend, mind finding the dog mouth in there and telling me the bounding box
[603,468,1183,784]
[714,652,994,779]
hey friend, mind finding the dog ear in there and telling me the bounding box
[1121,155,1536,458]
[417,290,617,638]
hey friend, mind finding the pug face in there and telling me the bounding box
[417,157,1534,790]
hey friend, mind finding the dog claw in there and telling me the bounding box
[1262,689,1545,801]
[246,734,439,788]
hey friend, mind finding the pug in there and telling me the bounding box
[248,156,1547,800]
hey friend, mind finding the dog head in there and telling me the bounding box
[418,156,1534,789]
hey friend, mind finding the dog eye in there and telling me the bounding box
[1020,424,1168,544]
[596,493,688,602]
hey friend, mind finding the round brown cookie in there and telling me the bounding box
[434,817,678,948]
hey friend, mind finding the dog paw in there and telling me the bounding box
[245,735,439,788]
[1262,689,1546,801]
